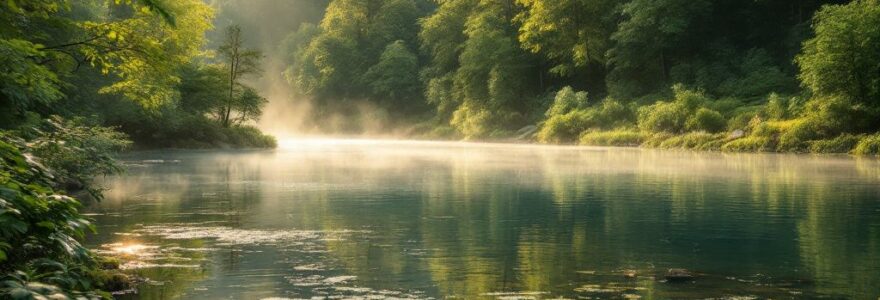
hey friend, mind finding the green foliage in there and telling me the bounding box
[0,132,107,299]
[515,0,617,76]
[537,110,593,143]
[764,93,789,120]
[721,136,774,152]
[23,117,129,198]
[853,133,880,155]
[637,101,689,133]
[686,108,726,133]
[638,85,709,133]
[810,134,861,154]
[545,87,589,117]
[0,39,62,113]
[776,118,823,152]
[285,0,428,119]
[364,41,422,109]
[0,0,212,111]
[657,132,726,151]
[538,87,635,143]
[607,0,711,97]
[217,25,265,128]
[579,130,645,147]
[797,0,880,105]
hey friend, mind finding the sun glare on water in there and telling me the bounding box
[108,243,153,256]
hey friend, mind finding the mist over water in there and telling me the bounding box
[206,0,330,138]
[86,140,880,299]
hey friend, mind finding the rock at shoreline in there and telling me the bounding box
[728,129,745,139]
[665,268,695,282]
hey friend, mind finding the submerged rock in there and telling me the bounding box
[665,269,695,282]
[622,270,637,278]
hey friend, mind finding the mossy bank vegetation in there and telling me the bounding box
[281,0,880,156]
[535,0,880,155]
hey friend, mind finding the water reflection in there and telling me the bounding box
[85,139,880,299]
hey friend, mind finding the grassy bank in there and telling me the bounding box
[527,85,880,155]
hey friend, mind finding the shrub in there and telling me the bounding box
[638,101,689,133]
[226,125,277,148]
[0,133,109,299]
[637,85,711,133]
[853,133,880,155]
[810,134,862,153]
[598,98,635,127]
[764,93,789,120]
[686,108,727,133]
[658,132,726,151]
[579,130,645,146]
[451,101,518,140]
[722,136,774,152]
[708,97,745,115]
[537,110,596,143]
[545,86,589,117]
[726,105,763,130]
[23,117,130,198]
[641,132,675,148]
[776,118,823,152]
[671,84,709,110]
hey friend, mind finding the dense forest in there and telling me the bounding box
[284,0,880,154]
[2,0,880,298]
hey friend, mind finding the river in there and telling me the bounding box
[84,139,880,299]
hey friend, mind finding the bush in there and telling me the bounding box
[637,85,710,133]
[776,118,823,152]
[538,89,635,143]
[853,133,880,155]
[537,110,596,143]
[708,97,745,115]
[597,98,635,127]
[579,130,645,146]
[22,117,130,198]
[764,93,789,120]
[545,86,588,117]
[658,132,726,151]
[672,84,710,110]
[0,133,109,299]
[638,101,689,133]
[810,134,862,153]
[802,95,864,135]
[722,136,774,152]
[686,108,727,133]
[225,125,277,148]
[726,105,763,130]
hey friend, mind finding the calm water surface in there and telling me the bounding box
[84,139,880,299]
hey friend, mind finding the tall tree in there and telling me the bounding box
[515,0,619,76]
[217,24,263,127]
[796,0,880,105]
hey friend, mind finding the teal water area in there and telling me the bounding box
[84,140,880,299]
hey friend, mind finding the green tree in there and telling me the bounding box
[0,0,212,120]
[450,0,535,138]
[217,24,263,127]
[364,40,422,109]
[796,0,880,105]
[515,0,619,76]
[420,0,476,118]
[607,0,711,97]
